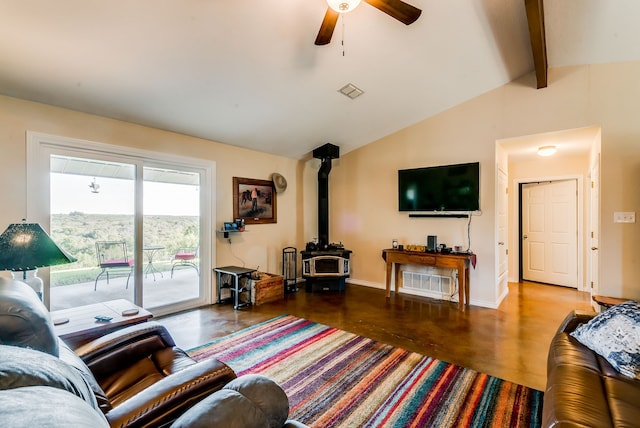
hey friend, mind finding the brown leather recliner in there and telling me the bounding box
[0,278,237,428]
[74,321,237,427]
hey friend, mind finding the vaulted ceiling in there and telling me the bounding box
[1,1,638,159]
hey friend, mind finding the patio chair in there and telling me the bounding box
[94,241,134,290]
[171,246,199,278]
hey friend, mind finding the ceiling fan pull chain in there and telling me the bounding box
[341,15,346,56]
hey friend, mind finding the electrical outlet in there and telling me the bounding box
[613,212,636,223]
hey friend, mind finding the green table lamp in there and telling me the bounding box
[0,221,77,299]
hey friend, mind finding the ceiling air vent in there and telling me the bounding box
[338,83,364,99]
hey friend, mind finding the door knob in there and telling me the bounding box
[522,235,528,240]
[498,242,504,245]
[591,246,598,251]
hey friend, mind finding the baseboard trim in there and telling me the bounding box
[347,278,384,290]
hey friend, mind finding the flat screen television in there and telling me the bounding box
[398,162,480,212]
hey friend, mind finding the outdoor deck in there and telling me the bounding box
[50,267,200,311]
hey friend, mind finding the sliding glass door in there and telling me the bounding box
[142,165,201,307]
[27,132,214,315]
[49,156,136,308]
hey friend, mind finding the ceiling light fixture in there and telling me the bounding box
[537,145,557,157]
[327,0,362,13]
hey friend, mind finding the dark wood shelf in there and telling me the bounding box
[408,213,469,218]
[217,229,247,238]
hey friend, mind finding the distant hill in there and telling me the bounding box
[51,212,199,270]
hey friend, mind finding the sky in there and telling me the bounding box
[50,173,199,216]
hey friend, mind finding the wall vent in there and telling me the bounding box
[338,83,364,99]
[401,270,456,301]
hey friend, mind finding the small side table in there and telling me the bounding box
[592,295,630,310]
[214,265,256,310]
[50,299,153,349]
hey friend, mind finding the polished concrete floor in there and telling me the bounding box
[159,281,593,391]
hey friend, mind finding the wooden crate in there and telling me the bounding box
[251,272,284,305]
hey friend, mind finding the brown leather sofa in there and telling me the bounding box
[543,309,640,427]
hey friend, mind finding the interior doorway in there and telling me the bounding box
[498,125,599,295]
[520,179,578,288]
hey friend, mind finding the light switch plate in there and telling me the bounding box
[614,212,636,223]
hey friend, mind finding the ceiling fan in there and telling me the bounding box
[315,0,422,46]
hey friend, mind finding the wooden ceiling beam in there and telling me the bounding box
[524,0,548,89]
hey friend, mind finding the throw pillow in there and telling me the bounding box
[570,300,640,379]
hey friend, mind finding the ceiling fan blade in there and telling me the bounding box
[315,7,340,45]
[364,0,422,25]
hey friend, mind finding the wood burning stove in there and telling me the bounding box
[302,242,352,291]
[304,254,350,277]
[301,143,352,292]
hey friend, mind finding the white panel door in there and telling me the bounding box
[522,180,578,287]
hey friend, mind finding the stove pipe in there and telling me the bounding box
[313,143,340,249]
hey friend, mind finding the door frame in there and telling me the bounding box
[496,166,509,301]
[588,155,600,301]
[26,131,215,315]
[511,174,584,290]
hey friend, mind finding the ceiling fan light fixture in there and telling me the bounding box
[537,145,557,157]
[327,0,362,13]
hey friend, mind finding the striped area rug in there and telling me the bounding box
[188,315,543,428]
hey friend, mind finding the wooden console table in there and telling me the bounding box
[382,249,475,310]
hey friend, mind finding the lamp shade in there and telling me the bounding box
[0,222,77,271]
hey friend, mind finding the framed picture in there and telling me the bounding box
[233,177,277,224]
